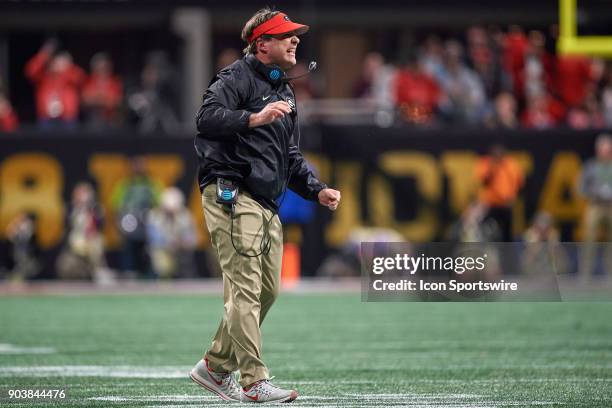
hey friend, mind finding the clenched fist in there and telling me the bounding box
[318,188,341,211]
[249,101,292,127]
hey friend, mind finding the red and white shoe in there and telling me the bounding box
[241,379,298,403]
[190,359,241,401]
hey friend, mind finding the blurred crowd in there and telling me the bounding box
[353,25,611,129]
[1,24,612,132]
[0,38,180,133]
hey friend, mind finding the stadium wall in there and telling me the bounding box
[0,127,604,276]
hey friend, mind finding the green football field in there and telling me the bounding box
[1,293,611,407]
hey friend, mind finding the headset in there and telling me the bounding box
[226,58,318,258]
[254,58,318,87]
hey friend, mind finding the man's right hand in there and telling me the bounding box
[249,101,292,127]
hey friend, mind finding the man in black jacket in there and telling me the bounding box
[190,8,341,404]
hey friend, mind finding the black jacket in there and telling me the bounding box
[195,54,326,211]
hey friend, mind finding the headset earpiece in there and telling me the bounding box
[265,65,285,86]
[246,54,287,86]
[268,65,285,85]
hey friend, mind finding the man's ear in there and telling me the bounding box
[257,38,268,54]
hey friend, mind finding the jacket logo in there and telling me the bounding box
[286,99,295,109]
[262,95,271,101]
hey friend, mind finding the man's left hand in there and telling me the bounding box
[318,188,341,211]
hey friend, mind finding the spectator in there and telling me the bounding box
[127,50,180,133]
[475,144,524,241]
[0,92,19,132]
[466,25,511,100]
[502,25,529,99]
[524,212,559,243]
[555,55,600,109]
[25,39,85,129]
[521,92,558,129]
[112,157,160,278]
[600,63,612,128]
[435,40,486,124]
[352,52,397,111]
[317,227,405,278]
[147,187,198,279]
[485,92,518,129]
[448,201,500,242]
[352,52,385,99]
[82,52,123,128]
[578,133,612,278]
[56,182,111,283]
[567,91,605,129]
[4,213,41,282]
[394,51,441,125]
[521,211,570,276]
[419,35,444,78]
[353,52,385,98]
[522,30,554,100]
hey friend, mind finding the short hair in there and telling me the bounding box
[241,7,279,55]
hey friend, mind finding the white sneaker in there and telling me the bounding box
[190,359,241,401]
[241,379,298,403]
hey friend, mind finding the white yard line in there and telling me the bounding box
[87,393,561,408]
[0,365,610,386]
[0,365,188,378]
[0,343,56,354]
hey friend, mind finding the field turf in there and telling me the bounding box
[1,293,611,407]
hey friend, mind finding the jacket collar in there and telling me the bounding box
[245,54,284,87]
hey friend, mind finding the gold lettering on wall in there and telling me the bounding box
[379,152,441,241]
[441,151,478,214]
[538,152,585,239]
[510,152,533,235]
[0,153,64,248]
[325,162,362,246]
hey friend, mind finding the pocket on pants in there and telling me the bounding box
[202,183,217,201]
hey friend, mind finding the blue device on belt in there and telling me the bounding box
[216,178,238,207]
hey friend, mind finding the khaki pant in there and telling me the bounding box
[201,183,283,387]
[580,202,612,276]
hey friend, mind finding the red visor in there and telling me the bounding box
[247,13,309,43]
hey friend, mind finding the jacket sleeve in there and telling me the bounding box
[287,135,327,202]
[196,67,252,137]
[25,50,51,83]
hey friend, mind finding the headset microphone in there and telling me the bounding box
[284,60,317,81]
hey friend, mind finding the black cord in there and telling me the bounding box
[229,204,274,258]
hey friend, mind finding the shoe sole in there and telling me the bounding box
[190,370,234,401]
